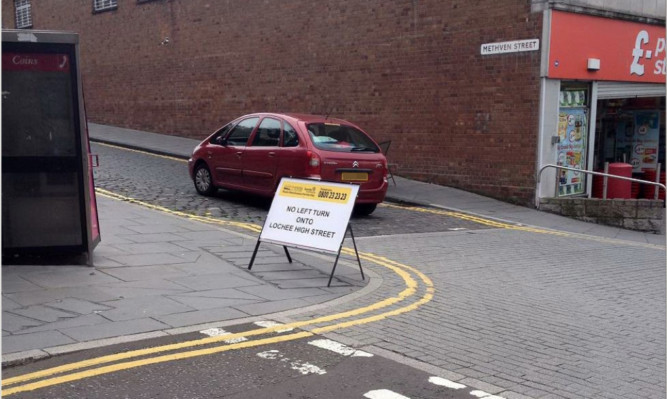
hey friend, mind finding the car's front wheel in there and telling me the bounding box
[353,203,377,216]
[194,163,216,196]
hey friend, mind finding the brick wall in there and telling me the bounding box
[2,0,543,204]
[1,1,12,28]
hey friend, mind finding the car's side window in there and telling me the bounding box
[226,117,259,146]
[210,124,232,145]
[283,122,299,147]
[251,118,281,147]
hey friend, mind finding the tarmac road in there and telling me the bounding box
[3,323,478,399]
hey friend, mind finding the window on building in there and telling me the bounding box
[93,0,118,13]
[14,0,32,29]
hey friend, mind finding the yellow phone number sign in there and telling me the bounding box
[280,181,353,204]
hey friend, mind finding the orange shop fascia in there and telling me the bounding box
[547,10,666,84]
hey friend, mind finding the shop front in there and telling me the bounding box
[537,10,666,202]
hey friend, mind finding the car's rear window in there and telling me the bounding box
[306,123,380,153]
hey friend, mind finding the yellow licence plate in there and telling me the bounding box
[341,172,368,181]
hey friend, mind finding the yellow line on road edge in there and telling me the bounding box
[2,332,314,396]
[3,252,432,396]
[382,203,550,232]
[383,203,666,248]
[2,251,419,389]
[3,270,432,398]
[96,188,263,233]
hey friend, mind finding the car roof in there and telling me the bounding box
[244,112,358,128]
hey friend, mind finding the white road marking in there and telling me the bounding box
[254,320,294,332]
[199,328,248,343]
[290,361,326,375]
[256,350,326,375]
[308,339,373,357]
[470,390,505,399]
[257,350,281,360]
[364,389,411,399]
[428,376,466,389]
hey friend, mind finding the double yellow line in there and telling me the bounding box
[383,203,666,248]
[3,191,434,396]
[97,188,263,233]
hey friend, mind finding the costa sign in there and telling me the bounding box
[548,10,665,83]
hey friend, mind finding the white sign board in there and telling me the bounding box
[480,39,539,55]
[260,178,359,254]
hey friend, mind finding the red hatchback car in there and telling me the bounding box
[188,113,389,215]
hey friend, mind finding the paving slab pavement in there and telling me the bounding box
[2,195,369,363]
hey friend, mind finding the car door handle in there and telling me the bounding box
[268,152,276,157]
[236,151,243,157]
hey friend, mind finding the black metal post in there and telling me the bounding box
[283,246,292,263]
[327,247,343,287]
[348,225,364,280]
[247,239,262,270]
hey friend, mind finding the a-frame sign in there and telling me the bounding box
[248,177,364,287]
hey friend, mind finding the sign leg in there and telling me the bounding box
[247,239,261,270]
[348,225,364,280]
[283,246,293,263]
[327,249,342,287]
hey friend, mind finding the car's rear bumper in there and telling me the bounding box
[356,180,388,204]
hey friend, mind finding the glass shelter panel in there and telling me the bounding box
[2,48,86,251]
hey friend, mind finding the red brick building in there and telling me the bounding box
[3,1,665,205]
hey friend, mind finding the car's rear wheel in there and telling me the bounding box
[353,203,377,216]
[194,163,216,196]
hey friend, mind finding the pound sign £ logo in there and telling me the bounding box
[630,30,650,76]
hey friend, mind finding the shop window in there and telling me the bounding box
[14,0,32,29]
[93,0,117,13]
[594,97,665,174]
[557,84,590,196]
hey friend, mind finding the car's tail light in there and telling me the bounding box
[305,151,321,178]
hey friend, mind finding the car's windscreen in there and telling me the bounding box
[306,123,380,153]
